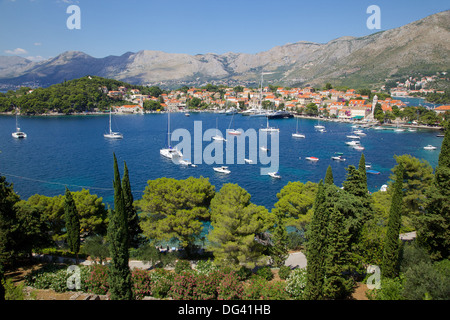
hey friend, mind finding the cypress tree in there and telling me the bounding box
[417,125,450,260]
[358,153,367,190]
[107,154,133,300]
[323,203,353,299]
[382,163,404,278]
[121,161,142,248]
[64,187,80,263]
[324,165,334,185]
[304,180,328,300]
[270,209,289,267]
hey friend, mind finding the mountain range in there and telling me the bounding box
[1,10,449,90]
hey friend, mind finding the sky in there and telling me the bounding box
[0,0,448,61]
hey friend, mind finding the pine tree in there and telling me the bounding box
[417,125,450,260]
[304,180,328,300]
[107,154,133,300]
[324,165,334,185]
[64,187,80,263]
[270,209,289,267]
[121,161,142,248]
[381,163,404,278]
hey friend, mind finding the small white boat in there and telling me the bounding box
[244,159,253,164]
[318,128,327,133]
[213,166,231,174]
[353,145,365,151]
[292,133,306,138]
[227,129,241,135]
[424,145,437,150]
[355,131,366,136]
[346,135,360,139]
[268,172,281,179]
[260,116,279,133]
[185,113,190,117]
[408,128,417,132]
[179,159,194,166]
[160,110,183,159]
[373,126,383,130]
[394,128,405,132]
[104,108,123,139]
[212,135,227,142]
[260,146,269,152]
[365,163,372,169]
[331,156,346,161]
[345,140,361,146]
[12,109,27,139]
[380,184,388,192]
[306,157,319,162]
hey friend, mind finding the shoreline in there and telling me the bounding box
[0,110,444,130]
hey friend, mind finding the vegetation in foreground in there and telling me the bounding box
[1,128,449,300]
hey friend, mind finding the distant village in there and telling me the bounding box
[101,71,449,120]
[106,84,411,120]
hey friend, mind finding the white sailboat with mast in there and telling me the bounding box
[292,117,305,138]
[104,108,123,139]
[12,105,27,139]
[160,109,183,159]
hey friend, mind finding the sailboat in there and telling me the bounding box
[292,117,305,138]
[314,119,325,130]
[212,118,227,141]
[104,108,123,139]
[394,120,405,132]
[12,107,27,139]
[260,115,279,133]
[250,72,271,117]
[227,113,241,135]
[160,110,183,159]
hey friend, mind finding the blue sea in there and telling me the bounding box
[0,112,443,210]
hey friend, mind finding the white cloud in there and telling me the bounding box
[4,48,28,55]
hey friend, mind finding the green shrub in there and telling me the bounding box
[150,268,174,299]
[285,268,307,300]
[366,276,404,300]
[174,260,192,274]
[278,266,292,280]
[243,275,289,300]
[2,278,25,300]
[195,259,218,275]
[236,266,252,280]
[402,261,449,300]
[256,266,274,281]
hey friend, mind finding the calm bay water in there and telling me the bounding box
[0,112,443,210]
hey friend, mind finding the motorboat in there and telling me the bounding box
[353,145,365,151]
[244,159,253,164]
[346,135,360,139]
[268,172,281,179]
[367,170,380,175]
[260,146,269,152]
[160,146,183,159]
[408,128,417,132]
[345,140,361,146]
[179,159,195,167]
[365,163,372,169]
[306,157,319,162]
[355,131,366,136]
[318,128,327,133]
[213,166,231,174]
[227,129,241,135]
[267,111,293,119]
[104,108,123,139]
[331,155,346,161]
[423,145,437,150]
